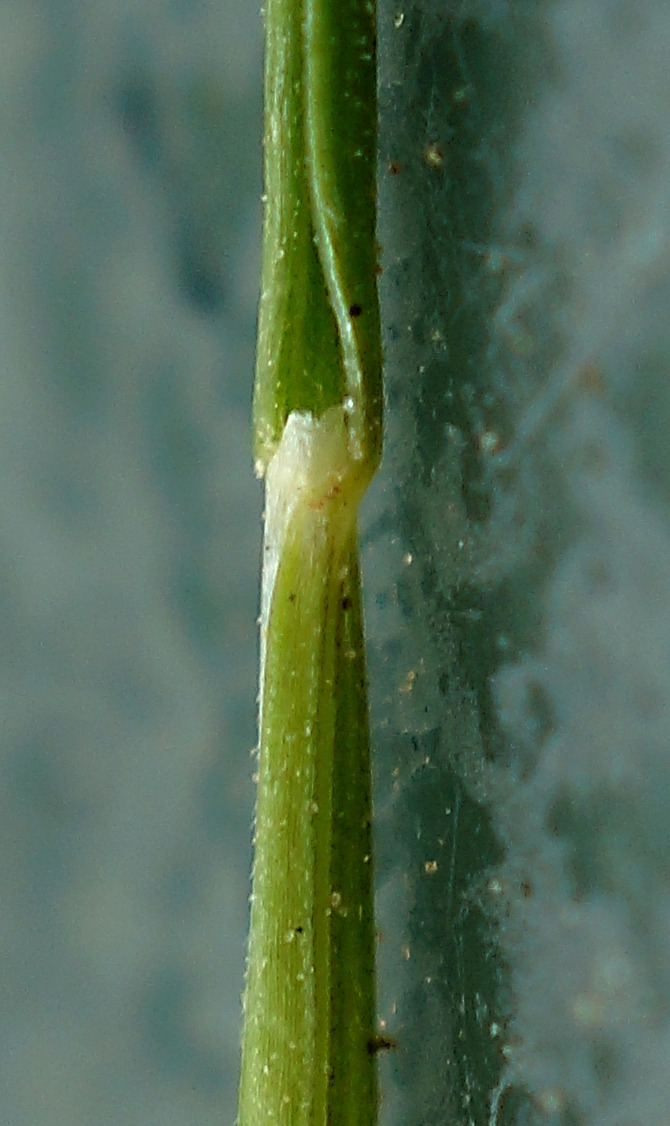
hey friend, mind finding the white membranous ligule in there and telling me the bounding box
[259,403,368,720]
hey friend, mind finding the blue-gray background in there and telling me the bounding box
[0,4,261,1122]
[4,2,670,1124]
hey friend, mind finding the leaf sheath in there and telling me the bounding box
[239,409,377,1125]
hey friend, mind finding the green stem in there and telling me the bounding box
[238,0,381,1116]
[252,0,381,474]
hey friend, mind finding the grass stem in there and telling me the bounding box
[238,0,382,1118]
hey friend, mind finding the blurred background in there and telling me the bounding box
[4,1,670,1124]
[0,3,262,1122]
